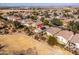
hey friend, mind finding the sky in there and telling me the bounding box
[0,3,79,7]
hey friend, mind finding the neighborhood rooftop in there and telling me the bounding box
[70,34,79,44]
[56,30,74,41]
[46,27,61,36]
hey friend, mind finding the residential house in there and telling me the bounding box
[7,16,16,21]
[31,20,43,28]
[22,19,33,27]
[64,34,79,54]
[32,20,44,33]
[70,34,79,49]
[7,16,21,22]
[56,30,73,45]
[46,27,61,36]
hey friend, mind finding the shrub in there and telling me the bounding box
[47,36,57,46]
[31,15,38,20]
[13,21,24,29]
[13,47,38,55]
[51,18,63,26]
[67,21,79,34]
[43,20,49,25]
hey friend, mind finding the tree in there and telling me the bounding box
[31,15,38,20]
[0,16,8,21]
[0,13,3,16]
[47,36,57,46]
[75,22,79,30]
[44,11,50,18]
[13,21,24,29]
[53,12,58,16]
[43,20,49,25]
[7,12,14,16]
[77,16,79,18]
[32,11,39,15]
[27,15,30,19]
[42,19,52,27]
[40,17,45,22]
[51,18,63,26]
[72,24,78,34]
[63,9,71,13]
[67,21,79,34]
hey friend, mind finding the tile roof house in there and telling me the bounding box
[70,34,79,49]
[37,16,42,20]
[31,20,43,28]
[24,19,33,27]
[46,27,61,36]
[74,19,79,22]
[56,30,73,44]
[7,16,15,21]
[32,20,44,33]
[7,16,21,21]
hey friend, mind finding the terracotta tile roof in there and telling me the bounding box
[8,16,21,20]
[46,27,61,35]
[56,30,73,40]
[70,34,79,43]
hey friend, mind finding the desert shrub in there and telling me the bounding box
[30,15,38,20]
[0,44,10,55]
[51,18,63,26]
[13,21,24,29]
[67,21,79,34]
[43,20,49,25]
[26,47,38,55]
[13,47,38,55]
[13,50,26,55]
[0,51,10,55]
[47,36,57,46]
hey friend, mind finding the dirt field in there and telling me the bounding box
[0,33,73,55]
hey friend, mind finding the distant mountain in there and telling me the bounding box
[0,3,79,7]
